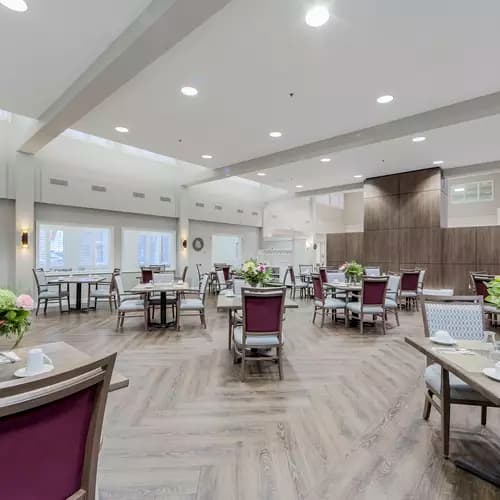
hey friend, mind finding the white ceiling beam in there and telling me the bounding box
[185,90,500,186]
[18,0,232,154]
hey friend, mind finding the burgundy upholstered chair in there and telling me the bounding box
[312,274,346,327]
[346,276,389,334]
[319,267,328,283]
[0,353,116,500]
[232,287,286,381]
[400,270,421,311]
[141,269,153,284]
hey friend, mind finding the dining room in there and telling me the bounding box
[3,1,500,499]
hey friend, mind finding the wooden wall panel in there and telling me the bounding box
[476,227,500,265]
[345,233,364,262]
[364,195,399,231]
[399,168,441,194]
[441,264,472,295]
[364,175,399,198]
[442,228,476,264]
[400,228,441,264]
[399,191,441,229]
[326,233,346,264]
[363,229,399,263]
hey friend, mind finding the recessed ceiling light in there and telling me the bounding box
[257,172,267,176]
[376,95,394,104]
[320,157,331,163]
[201,154,213,159]
[454,187,465,192]
[114,126,129,133]
[181,86,198,96]
[353,174,363,179]
[296,184,304,188]
[0,0,28,12]
[412,136,426,143]
[305,6,330,27]
[269,131,282,138]
[433,160,444,165]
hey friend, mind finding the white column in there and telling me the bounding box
[177,187,190,280]
[14,152,36,294]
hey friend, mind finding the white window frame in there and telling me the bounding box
[36,221,114,272]
[450,180,494,204]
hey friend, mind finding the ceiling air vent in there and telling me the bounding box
[237,209,244,214]
[91,185,106,193]
[49,178,68,187]
[160,196,171,203]
[132,192,145,199]
[251,211,259,216]
[214,204,223,211]
[195,202,205,208]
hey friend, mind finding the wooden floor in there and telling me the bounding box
[13,296,500,499]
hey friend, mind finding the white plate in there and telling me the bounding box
[430,336,457,346]
[14,364,54,378]
[483,368,500,382]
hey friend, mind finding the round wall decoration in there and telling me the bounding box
[192,237,204,251]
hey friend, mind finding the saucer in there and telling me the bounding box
[483,368,500,382]
[430,336,457,346]
[14,364,54,378]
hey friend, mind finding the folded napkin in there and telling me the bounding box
[0,351,21,364]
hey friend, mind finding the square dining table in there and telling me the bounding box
[48,275,106,312]
[405,336,500,487]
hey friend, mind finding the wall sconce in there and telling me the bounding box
[182,239,187,249]
[21,231,29,248]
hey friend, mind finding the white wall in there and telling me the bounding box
[0,199,15,289]
[343,191,364,232]
[189,220,261,277]
[36,204,177,289]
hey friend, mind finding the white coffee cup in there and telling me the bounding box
[435,330,451,341]
[26,348,53,376]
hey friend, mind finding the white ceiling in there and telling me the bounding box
[245,114,500,192]
[0,0,151,117]
[74,0,500,173]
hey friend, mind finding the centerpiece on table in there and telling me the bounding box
[237,259,272,287]
[339,260,364,283]
[0,289,33,348]
[485,277,500,309]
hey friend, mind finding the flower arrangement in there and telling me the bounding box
[238,259,272,287]
[0,289,33,348]
[339,260,364,282]
[486,277,500,308]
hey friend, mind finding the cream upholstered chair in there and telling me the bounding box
[287,266,310,299]
[346,276,389,334]
[312,274,346,327]
[149,272,176,319]
[232,287,286,381]
[0,352,116,500]
[384,273,401,326]
[33,268,70,315]
[177,273,209,330]
[364,266,381,277]
[114,275,148,331]
[420,295,498,458]
[216,269,231,294]
[87,270,119,312]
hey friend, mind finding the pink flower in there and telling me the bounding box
[257,264,266,273]
[16,294,34,311]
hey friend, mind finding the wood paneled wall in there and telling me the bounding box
[326,167,500,292]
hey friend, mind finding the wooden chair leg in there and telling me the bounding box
[44,299,48,314]
[241,350,246,382]
[144,309,149,331]
[423,390,433,420]
[116,313,121,331]
[312,307,317,324]
[381,314,386,335]
[277,346,283,380]
[109,297,113,312]
[59,296,63,313]
[67,294,71,311]
[481,406,487,426]
[360,315,364,334]
[200,310,207,329]
[395,309,400,326]
[441,368,451,458]
[36,298,40,315]
[321,308,325,328]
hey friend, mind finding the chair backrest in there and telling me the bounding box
[299,265,313,276]
[386,273,401,300]
[216,269,226,286]
[155,272,174,284]
[233,277,246,295]
[0,353,116,500]
[222,266,231,281]
[364,266,381,277]
[196,264,202,281]
[113,274,126,304]
[421,295,485,340]
[319,267,328,283]
[312,274,325,303]
[199,274,210,303]
[418,269,426,290]
[242,287,286,340]
[181,266,188,282]
[327,271,345,284]
[33,268,48,292]
[471,274,494,299]
[141,269,153,284]
[400,271,420,292]
[288,266,297,285]
[361,276,388,306]
[270,267,280,278]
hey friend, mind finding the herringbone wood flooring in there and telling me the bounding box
[11,297,500,499]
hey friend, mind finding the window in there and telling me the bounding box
[450,180,494,204]
[212,234,241,267]
[122,229,176,271]
[37,223,112,271]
